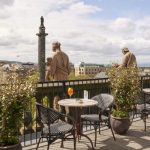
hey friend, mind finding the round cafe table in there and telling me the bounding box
[58,98,98,150]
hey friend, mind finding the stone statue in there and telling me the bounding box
[50,41,70,81]
[41,16,44,26]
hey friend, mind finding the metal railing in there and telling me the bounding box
[36,77,109,106]
[21,75,150,147]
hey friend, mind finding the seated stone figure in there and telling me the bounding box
[53,96,61,112]
[45,57,52,81]
[53,96,70,122]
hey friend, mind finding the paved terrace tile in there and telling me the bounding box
[23,118,150,150]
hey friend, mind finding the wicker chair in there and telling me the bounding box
[36,103,76,150]
[134,89,150,131]
[81,93,116,146]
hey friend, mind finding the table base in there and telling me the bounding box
[78,133,94,150]
[73,107,95,150]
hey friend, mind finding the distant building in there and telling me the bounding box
[69,62,75,72]
[2,64,11,71]
[22,62,38,71]
[75,62,104,77]
[95,72,107,78]
[144,68,150,75]
[140,67,150,75]
[0,61,37,84]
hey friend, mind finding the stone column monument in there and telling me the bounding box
[36,16,48,82]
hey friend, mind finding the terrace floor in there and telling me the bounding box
[23,117,150,150]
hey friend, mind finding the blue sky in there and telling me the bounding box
[0,0,150,65]
[86,0,150,19]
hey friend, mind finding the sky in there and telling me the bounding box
[1,0,150,65]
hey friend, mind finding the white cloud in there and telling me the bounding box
[0,0,150,65]
[67,2,102,15]
[0,0,14,8]
[110,18,136,33]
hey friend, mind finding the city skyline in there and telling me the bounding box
[1,0,150,65]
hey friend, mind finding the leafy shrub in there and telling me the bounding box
[106,66,140,118]
[0,71,37,146]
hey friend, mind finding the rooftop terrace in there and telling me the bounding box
[23,117,150,150]
[19,75,150,149]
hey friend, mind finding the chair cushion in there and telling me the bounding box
[81,114,108,122]
[136,104,150,111]
[43,121,73,136]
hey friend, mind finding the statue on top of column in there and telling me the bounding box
[40,16,44,26]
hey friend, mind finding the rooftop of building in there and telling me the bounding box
[75,62,104,67]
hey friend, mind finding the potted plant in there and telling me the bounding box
[0,70,36,150]
[106,66,140,134]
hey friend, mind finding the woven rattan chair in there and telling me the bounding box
[81,93,116,146]
[134,89,150,131]
[36,103,76,150]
